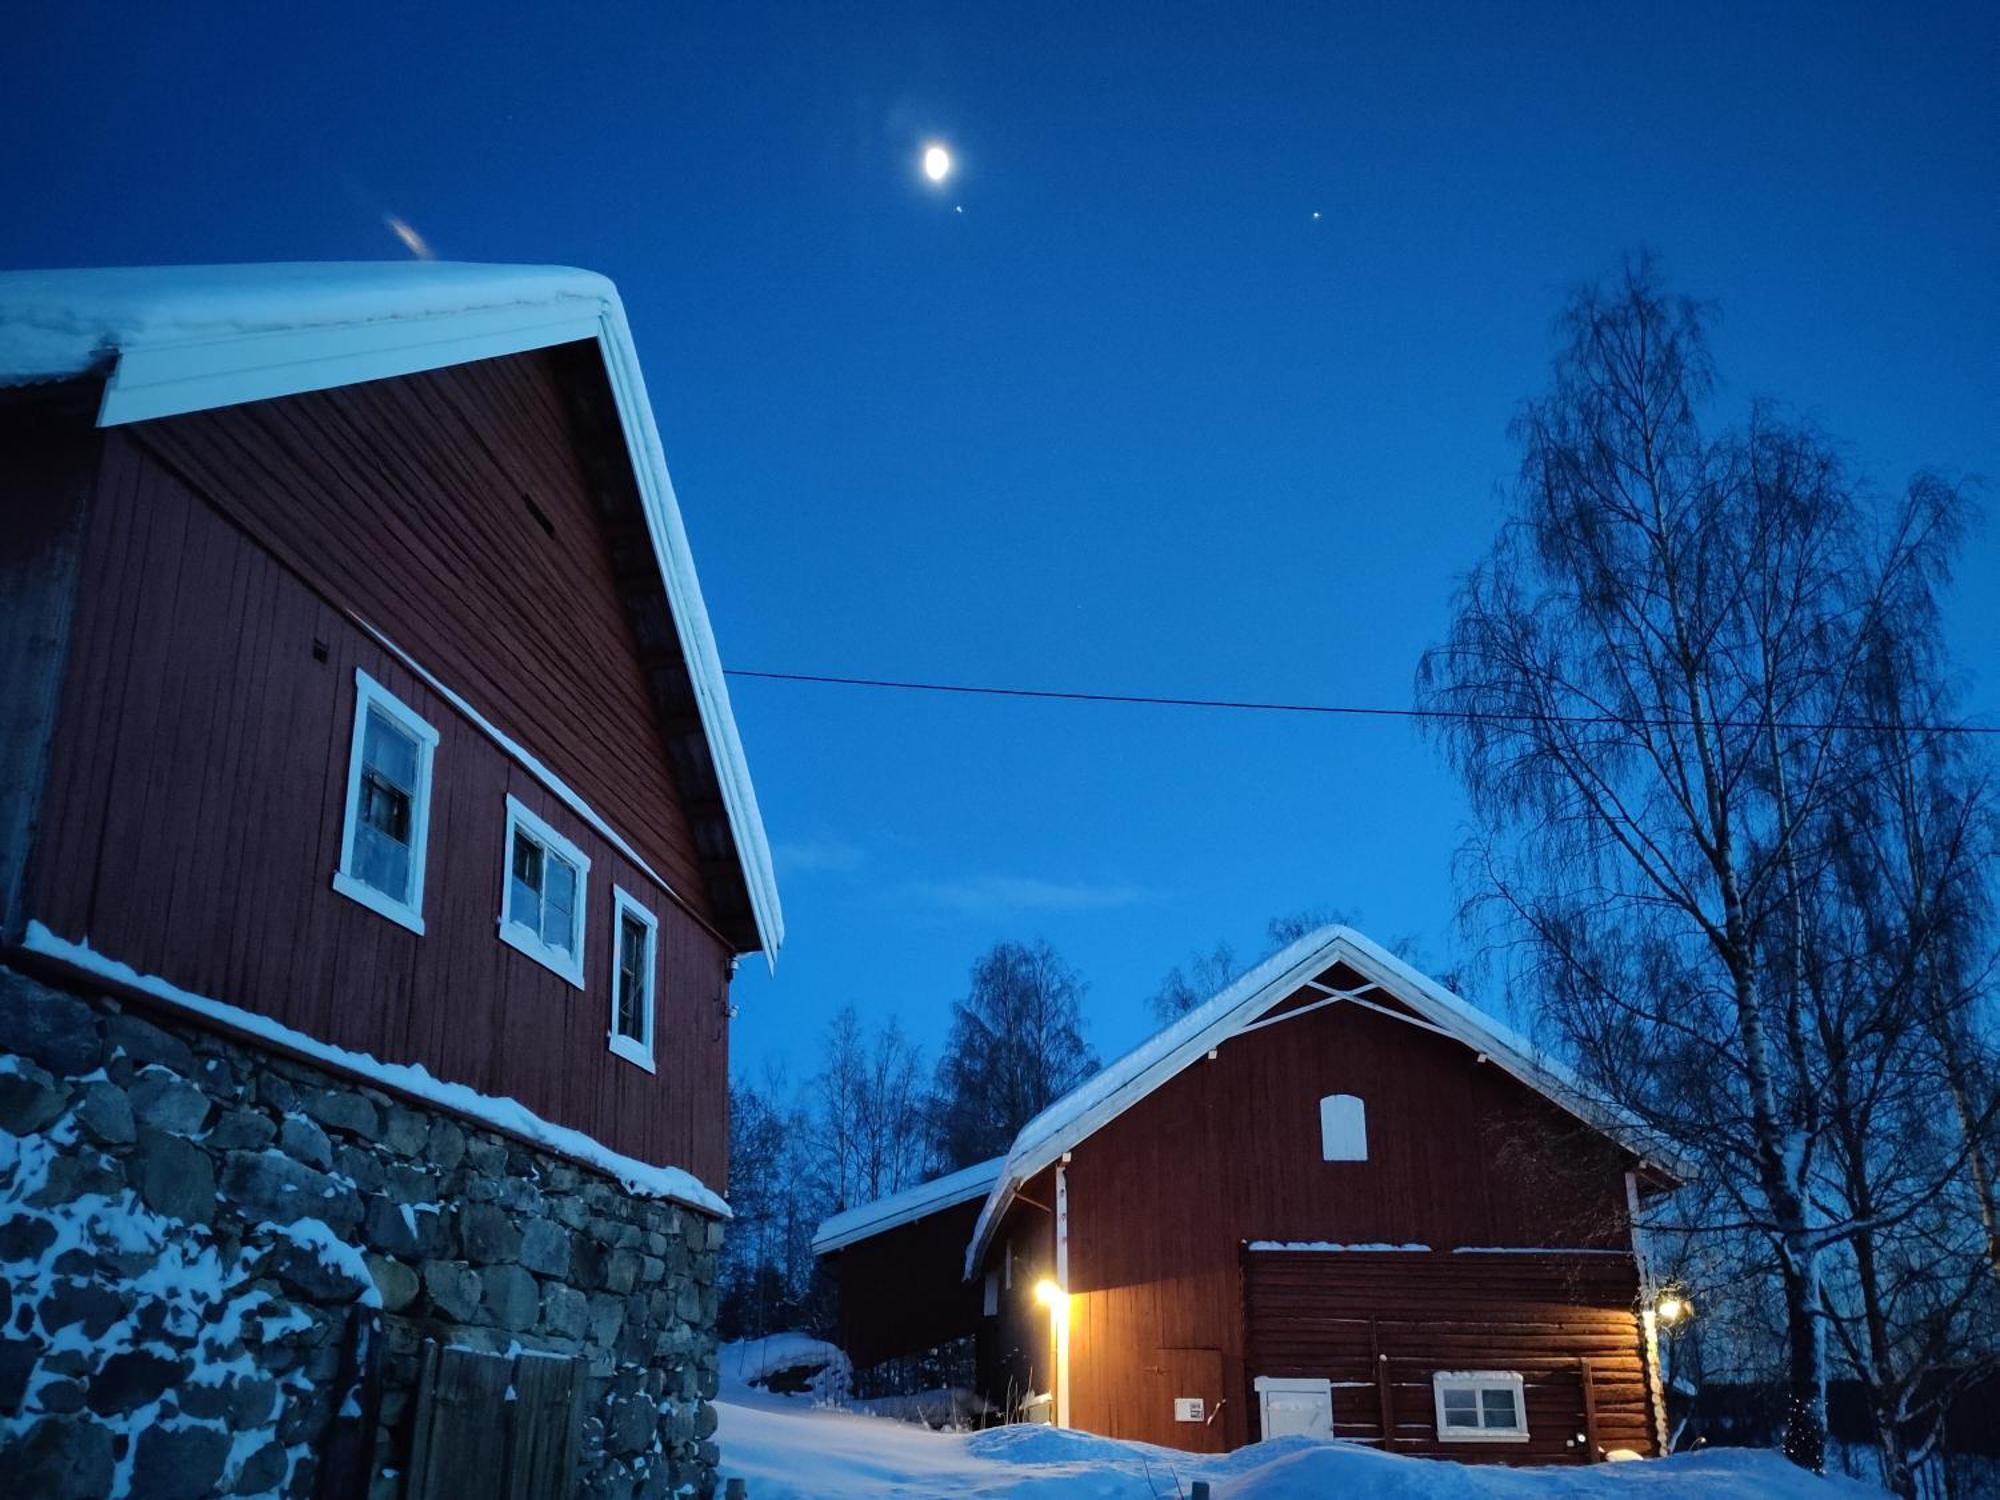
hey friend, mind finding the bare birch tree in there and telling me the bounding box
[1416,256,1982,1472]
[812,1004,930,1213]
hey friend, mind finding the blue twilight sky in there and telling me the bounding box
[7,2,1995,1082]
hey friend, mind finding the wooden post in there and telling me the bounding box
[725,1480,748,1500]
[1580,1356,1601,1462]
[1371,1317,1396,1450]
[1191,1484,1211,1500]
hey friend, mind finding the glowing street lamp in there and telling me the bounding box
[1034,1278,1071,1426]
[1656,1293,1691,1327]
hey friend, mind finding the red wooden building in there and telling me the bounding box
[0,264,781,1489]
[2,263,779,1174]
[817,926,1684,1466]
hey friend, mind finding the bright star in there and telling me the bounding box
[922,143,953,184]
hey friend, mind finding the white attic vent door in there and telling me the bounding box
[1320,1093,1367,1161]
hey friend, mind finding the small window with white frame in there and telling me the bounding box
[1320,1092,1367,1161]
[608,885,658,1070]
[499,795,590,988]
[332,670,438,935]
[1432,1371,1529,1442]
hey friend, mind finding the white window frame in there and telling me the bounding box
[607,884,658,1071]
[1320,1093,1368,1161]
[1431,1370,1530,1442]
[332,670,438,935]
[498,794,591,988]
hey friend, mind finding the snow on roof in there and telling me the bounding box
[0,262,605,388]
[812,1156,1003,1257]
[963,924,1691,1278]
[0,262,781,963]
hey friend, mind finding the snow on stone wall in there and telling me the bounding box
[0,967,725,1499]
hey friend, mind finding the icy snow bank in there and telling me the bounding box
[720,1334,852,1402]
[715,1392,1885,1500]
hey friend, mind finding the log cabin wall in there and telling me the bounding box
[1061,964,1653,1455]
[22,357,736,1183]
[1243,1249,1653,1461]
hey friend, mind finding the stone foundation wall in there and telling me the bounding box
[0,966,723,1499]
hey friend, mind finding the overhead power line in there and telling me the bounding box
[721,667,1999,737]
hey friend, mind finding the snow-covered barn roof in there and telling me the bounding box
[0,262,781,964]
[812,1156,1003,1256]
[963,924,1690,1278]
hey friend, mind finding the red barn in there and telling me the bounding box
[816,926,1683,1466]
[0,264,779,1497]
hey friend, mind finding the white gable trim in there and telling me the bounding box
[962,925,1690,1278]
[812,1157,1004,1256]
[4,264,782,965]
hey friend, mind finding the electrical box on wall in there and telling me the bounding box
[1173,1397,1205,1423]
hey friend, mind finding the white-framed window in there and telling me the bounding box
[1432,1371,1529,1442]
[1320,1093,1367,1161]
[332,670,438,935]
[608,885,658,1070]
[499,794,590,988]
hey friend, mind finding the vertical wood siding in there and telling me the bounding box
[827,1198,990,1371]
[128,347,715,921]
[28,416,733,1183]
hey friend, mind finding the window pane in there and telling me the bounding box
[542,854,577,951]
[1481,1388,1518,1428]
[509,876,541,933]
[509,833,543,932]
[354,706,414,898]
[1441,1389,1479,1427]
[512,832,543,889]
[617,915,648,1041]
[363,709,419,794]
[360,771,411,842]
[356,820,410,901]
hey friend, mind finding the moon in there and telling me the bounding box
[922,144,952,183]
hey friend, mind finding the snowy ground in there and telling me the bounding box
[715,1384,1885,1500]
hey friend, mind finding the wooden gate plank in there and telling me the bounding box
[506,1352,582,1498]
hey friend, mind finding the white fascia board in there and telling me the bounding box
[813,1156,1003,1256]
[586,300,783,968]
[961,924,1691,1279]
[60,265,781,965]
[1326,928,1696,1183]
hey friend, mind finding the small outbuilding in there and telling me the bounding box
[816,926,1683,1464]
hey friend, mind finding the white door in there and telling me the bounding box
[1254,1375,1333,1439]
